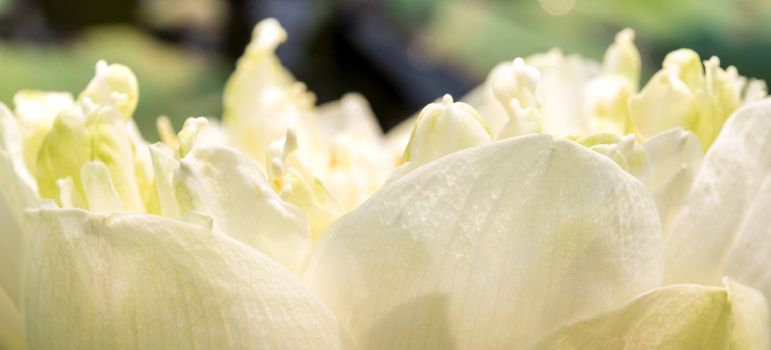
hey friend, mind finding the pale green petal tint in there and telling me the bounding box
[306,134,661,349]
[24,208,351,350]
[175,146,311,273]
[35,62,147,212]
[78,60,139,120]
[13,90,74,174]
[665,99,771,312]
[630,49,757,149]
[529,279,770,349]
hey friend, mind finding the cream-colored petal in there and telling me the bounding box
[392,94,491,180]
[629,69,698,141]
[306,134,661,349]
[602,28,640,90]
[719,175,771,311]
[643,128,703,227]
[78,60,139,120]
[13,90,74,174]
[316,92,382,140]
[222,18,317,161]
[528,50,601,136]
[0,104,37,303]
[0,103,37,349]
[174,146,310,273]
[665,99,771,299]
[0,287,25,350]
[24,208,351,350]
[149,143,181,218]
[80,161,124,212]
[528,279,769,349]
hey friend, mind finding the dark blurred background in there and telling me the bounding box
[0,0,769,139]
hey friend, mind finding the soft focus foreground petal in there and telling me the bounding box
[175,146,310,273]
[0,286,25,350]
[0,103,37,349]
[643,128,703,226]
[665,99,771,302]
[24,208,351,350]
[528,279,769,349]
[0,103,38,298]
[306,134,661,349]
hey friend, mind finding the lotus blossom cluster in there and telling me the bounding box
[1,19,770,349]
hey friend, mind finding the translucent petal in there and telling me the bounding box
[148,143,181,218]
[78,60,139,120]
[306,134,661,349]
[643,128,703,227]
[13,90,74,173]
[174,146,310,273]
[0,287,25,350]
[80,161,124,212]
[24,208,352,349]
[222,18,316,161]
[629,69,698,141]
[529,279,769,349]
[602,28,640,90]
[0,103,36,349]
[528,50,601,135]
[665,99,771,306]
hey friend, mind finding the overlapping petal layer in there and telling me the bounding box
[306,135,661,349]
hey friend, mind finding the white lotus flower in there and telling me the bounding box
[0,19,770,349]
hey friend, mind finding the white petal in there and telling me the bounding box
[0,103,37,348]
[643,128,703,226]
[305,134,661,349]
[529,279,769,349]
[665,99,771,303]
[148,143,181,218]
[0,286,25,350]
[392,94,491,180]
[24,208,352,349]
[175,146,310,273]
[78,61,139,119]
[81,161,124,212]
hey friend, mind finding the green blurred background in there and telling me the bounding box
[0,0,769,140]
